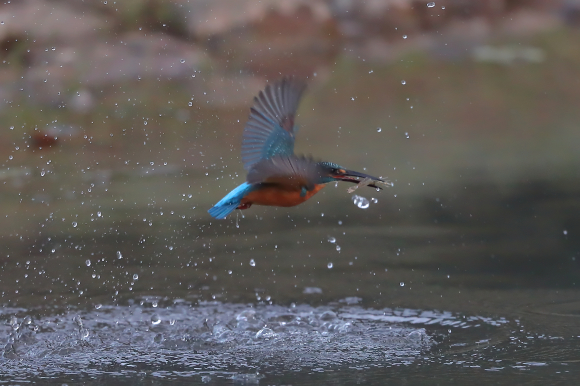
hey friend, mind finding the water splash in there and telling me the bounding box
[352,195,370,209]
[0,302,516,381]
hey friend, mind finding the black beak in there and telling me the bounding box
[333,169,386,189]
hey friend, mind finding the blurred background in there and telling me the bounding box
[1,0,580,384]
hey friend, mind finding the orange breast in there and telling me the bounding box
[241,184,326,207]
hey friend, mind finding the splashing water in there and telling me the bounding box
[352,195,370,209]
[0,301,520,382]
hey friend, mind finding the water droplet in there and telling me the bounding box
[442,5,446,9]
[371,198,378,203]
[151,314,161,325]
[405,132,410,139]
[133,274,139,280]
[188,101,192,107]
[9,316,18,330]
[72,221,78,228]
[336,245,341,252]
[180,59,185,63]
[95,304,102,309]
[85,259,91,267]
[403,35,408,39]
[255,327,275,339]
[352,195,370,209]
[407,330,425,341]
[427,2,435,8]
[400,282,405,287]
[327,236,336,243]
[401,80,406,85]
[376,127,382,133]
[327,262,333,269]
[117,251,123,259]
[73,315,83,328]
[369,70,374,74]
[351,97,355,101]
[249,259,256,267]
[563,230,568,235]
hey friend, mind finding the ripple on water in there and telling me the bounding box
[0,302,511,380]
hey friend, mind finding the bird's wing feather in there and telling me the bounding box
[241,77,306,170]
[246,155,324,189]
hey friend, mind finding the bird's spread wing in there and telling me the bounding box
[246,155,324,190]
[241,77,306,170]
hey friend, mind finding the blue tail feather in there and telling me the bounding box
[208,203,239,220]
[208,182,255,219]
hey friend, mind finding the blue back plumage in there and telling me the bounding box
[208,182,255,219]
[241,77,306,170]
[246,155,328,188]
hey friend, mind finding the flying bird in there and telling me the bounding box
[208,77,385,219]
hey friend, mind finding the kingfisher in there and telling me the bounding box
[208,77,385,219]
